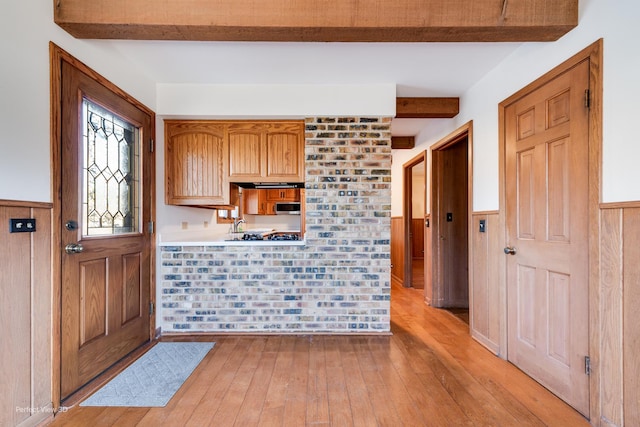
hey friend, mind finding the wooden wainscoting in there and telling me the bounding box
[468,204,640,425]
[599,203,640,427]
[0,200,53,427]
[390,216,404,286]
[469,211,504,356]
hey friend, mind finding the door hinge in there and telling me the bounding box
[148,221,155,234]
[150,139,154,153]
[585,356,591,376]
[584,89,591,109]
[149,302,155,316]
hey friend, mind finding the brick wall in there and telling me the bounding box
[160,117,392,333]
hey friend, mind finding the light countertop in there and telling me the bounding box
[158,229,305,247]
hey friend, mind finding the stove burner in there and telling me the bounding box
[268,233,299,241]
[242,233,263,240]
[241,232,300,241]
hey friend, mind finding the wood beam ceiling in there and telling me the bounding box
[396,97,459,119]
[54,0,578,42]
[392,98,459,149]
[391,137,415,150]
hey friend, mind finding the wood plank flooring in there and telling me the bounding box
[49,282,590,426]
[411,257,424,288]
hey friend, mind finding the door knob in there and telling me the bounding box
[65,243,84,254]
[504,246,516,255]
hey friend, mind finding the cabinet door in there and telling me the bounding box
[264,201,277,215]
[283,188,300,201]
[228,123,266,180]
[165,121,229,205]
[266,188,299,201]
[265,122,305,180]
[243,189,266,215]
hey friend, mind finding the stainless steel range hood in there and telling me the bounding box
[233,182,305,189]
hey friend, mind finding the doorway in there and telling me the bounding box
[402,153,427,290]
[411,162,426,288]
[402,152,428,291]
[429,124,471,311]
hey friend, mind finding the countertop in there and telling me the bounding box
[158,229,305,247]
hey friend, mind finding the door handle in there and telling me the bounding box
[65,243,84,254]
[504,246,516,255]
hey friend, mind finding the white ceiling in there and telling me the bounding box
[101,40,522,136]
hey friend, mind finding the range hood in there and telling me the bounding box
[233,182,305,189]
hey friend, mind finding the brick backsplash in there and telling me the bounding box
[160,117,392,333]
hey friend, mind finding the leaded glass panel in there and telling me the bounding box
[82,98,140,236]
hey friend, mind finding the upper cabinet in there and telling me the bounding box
[228,121,305,183]
[266,188,299,202]
[165,121,229,206]
[227,122,264,179]
[165,120,305,208]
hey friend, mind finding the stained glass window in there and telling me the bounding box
[82,98,140,236]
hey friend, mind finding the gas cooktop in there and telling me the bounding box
[242,232,300,241]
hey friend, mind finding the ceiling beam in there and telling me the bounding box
[396,98,459,119]
[54,0,578,42]
[391,137,415,150]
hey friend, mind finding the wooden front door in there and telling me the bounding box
[60,60,153,399]
[504,60,590,416]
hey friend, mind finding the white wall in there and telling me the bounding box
[0,0,156,203]
[391,0,640,215]
[157,83,395,117]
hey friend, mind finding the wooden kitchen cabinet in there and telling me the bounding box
[165,120,303,209]
[228,121,304,183]
[243,189,267,215]
[165,121,230,206]
[227,122,264,179]
[266,188,299,201]
[244,188,300,215]
[264,188,300,214]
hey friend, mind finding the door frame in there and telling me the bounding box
[428,122,473,308]
[402,151,427,289]
[49,43,156,409]
[498,39,602,420]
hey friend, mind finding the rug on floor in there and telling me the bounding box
[80,342,215,407]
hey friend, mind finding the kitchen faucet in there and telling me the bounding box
[233,218,245,233]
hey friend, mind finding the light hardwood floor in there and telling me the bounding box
[49,282,590,426]
[411,257,424,289]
